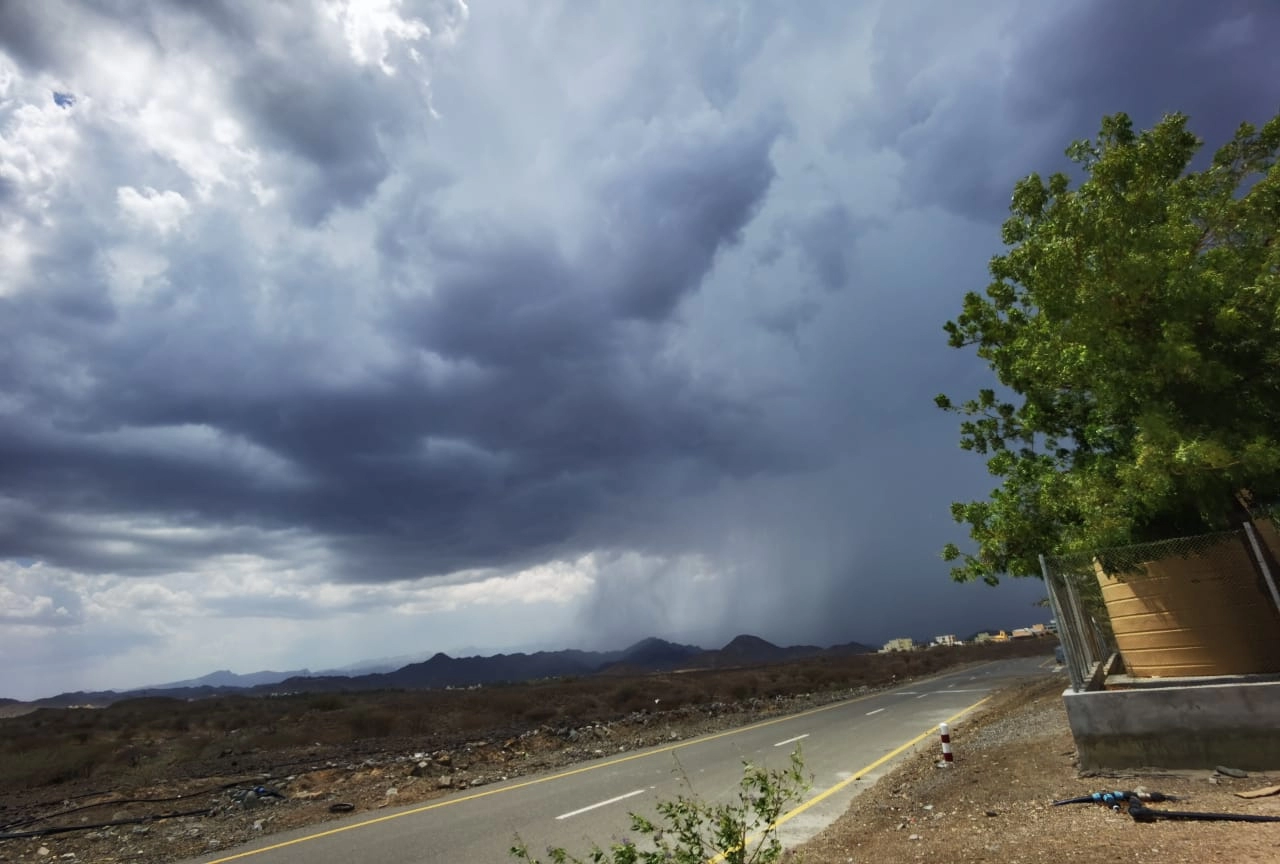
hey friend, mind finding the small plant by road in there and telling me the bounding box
[510,749,808,864]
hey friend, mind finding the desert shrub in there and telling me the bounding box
[405,709,434,736]
[483,689,538,718]
[554,694,603,724]
[308,694,347,712]
[246,726,312,750]
[523,705,557,723]
[3,741,114,788]
[217,710,258,733]
[728,676,760,701]
[610,685,639,708]
[345,708,397,739]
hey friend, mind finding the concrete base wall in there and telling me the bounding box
[1063,680,1280,771]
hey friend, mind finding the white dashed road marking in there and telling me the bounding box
[556,789,646,821]
[774,734,810,748]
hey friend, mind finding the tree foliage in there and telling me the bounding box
[938,111,1280,584]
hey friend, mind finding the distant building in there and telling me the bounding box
[932,634,959,647]
[1030,623,1047,635]
[1011,627,1035,639]
[882,638,915,653]
[973,632,993,644]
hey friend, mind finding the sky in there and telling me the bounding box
[1,1,1278,701]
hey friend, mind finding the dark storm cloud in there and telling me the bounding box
[232,59,396,221]
[0,1,69,71]
[865,0,1280,222]
[3,0,1279,688]
[161,0,256,42]
[0,2,794,584]
[293,119,793,576]
[796,204,854,293]
[599,118,783,321]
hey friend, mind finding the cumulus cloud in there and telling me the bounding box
[116,186,191,235]
[0,0,1276,698]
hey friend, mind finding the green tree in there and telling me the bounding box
[937,111,1280,584]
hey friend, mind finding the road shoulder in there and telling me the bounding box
[785,675,1280,864]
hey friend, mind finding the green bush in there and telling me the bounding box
[511,750,808,864]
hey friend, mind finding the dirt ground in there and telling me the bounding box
[788,675,1280,864]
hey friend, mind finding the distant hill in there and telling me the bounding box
[145,668,312,690]
[7,633,880,708]
[826,640,876,656]
[315,652,438,676]
[688,634,872,668]
[18,684,252,710]
[381,648,613,689]
[690,634,791,667]
[598,637,703,673]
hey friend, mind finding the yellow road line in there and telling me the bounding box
[710,694,992,864]
[201,662,998,863]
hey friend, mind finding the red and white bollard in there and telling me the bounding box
[939,722,954,766]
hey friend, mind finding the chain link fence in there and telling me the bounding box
[1042,522,1280,692]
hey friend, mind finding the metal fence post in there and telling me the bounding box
[1242,522,1280,615]
[1064,565,1098,685]
[1041,554,1084,693]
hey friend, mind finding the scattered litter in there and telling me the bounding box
[1053,790,1177,809]
[328,802,354,813]
[1214,766,1249,779]
[1236,784,1280,800]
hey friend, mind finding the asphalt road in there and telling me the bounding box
[187,655,1056,864]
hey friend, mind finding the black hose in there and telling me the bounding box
[0,786,226,832]
[1052,790,1178,807]
[1128,800,1280,824]
[0,776,275,832]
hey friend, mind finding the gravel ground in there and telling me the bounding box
[787,675,1280,864]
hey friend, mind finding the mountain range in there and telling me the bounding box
[5,634,875,710]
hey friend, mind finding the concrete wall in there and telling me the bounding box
[1063,680,1280,771]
